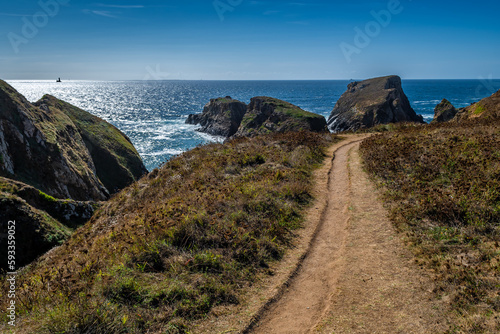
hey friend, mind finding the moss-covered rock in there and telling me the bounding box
[0,80,108,201]
[0,80,146,200]
[35,95,147,194]
[0,192,72,270]
[234,96,328,137]
[0,177,98,270]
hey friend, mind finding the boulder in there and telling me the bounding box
[186,96,247,137]
[431,99,458,123]
[234,96,328,137]
[327,75,424,132]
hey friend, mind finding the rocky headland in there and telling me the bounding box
[327,75,424,132]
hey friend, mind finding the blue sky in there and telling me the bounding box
[0,0,499,80]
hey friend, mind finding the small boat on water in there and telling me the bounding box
[56,78,61,82]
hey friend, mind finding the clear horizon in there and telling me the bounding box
[1,0,499,81]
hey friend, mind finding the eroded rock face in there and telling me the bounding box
[0,80,146,201]
[186,96,247,137]
[432,99,458,123]
[327,75,424,132]
[234,97,328,137]
[0,80,108,201]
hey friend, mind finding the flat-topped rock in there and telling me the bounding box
[327,75,424,132]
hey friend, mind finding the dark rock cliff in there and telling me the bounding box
[186,96,247,137]
[327,75,424,132]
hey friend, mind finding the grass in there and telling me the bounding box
[0,131,339,333]
[360,122,500,333]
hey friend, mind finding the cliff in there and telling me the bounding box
[35,95,147,193]
[0,80,146,269]
[327,75,424,132]
[0,80,146,200]
[186,96,247,137]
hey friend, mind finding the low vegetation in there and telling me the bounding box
[360,122,500,333]
[0,132,338,333]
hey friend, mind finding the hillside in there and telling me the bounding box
[0,132,339,333]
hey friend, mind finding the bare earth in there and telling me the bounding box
[249,134,449,334]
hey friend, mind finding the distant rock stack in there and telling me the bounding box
[327,75,424,132]
[431,99,458,123]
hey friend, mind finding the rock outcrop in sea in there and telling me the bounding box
[187,96,328,138]
[186,96,247,137]
[432,99,458,123]
[327,75,424,132]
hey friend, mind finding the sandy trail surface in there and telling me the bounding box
[249,134,448,334]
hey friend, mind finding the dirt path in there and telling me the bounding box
[248,135,448,334]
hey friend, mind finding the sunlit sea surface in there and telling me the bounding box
[8,79,500,171]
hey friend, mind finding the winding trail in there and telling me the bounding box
[247,134,448,334]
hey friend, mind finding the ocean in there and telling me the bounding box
[8,79,500,171]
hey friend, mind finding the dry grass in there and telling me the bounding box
[360,122,500,333]
[0,131,338,333]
